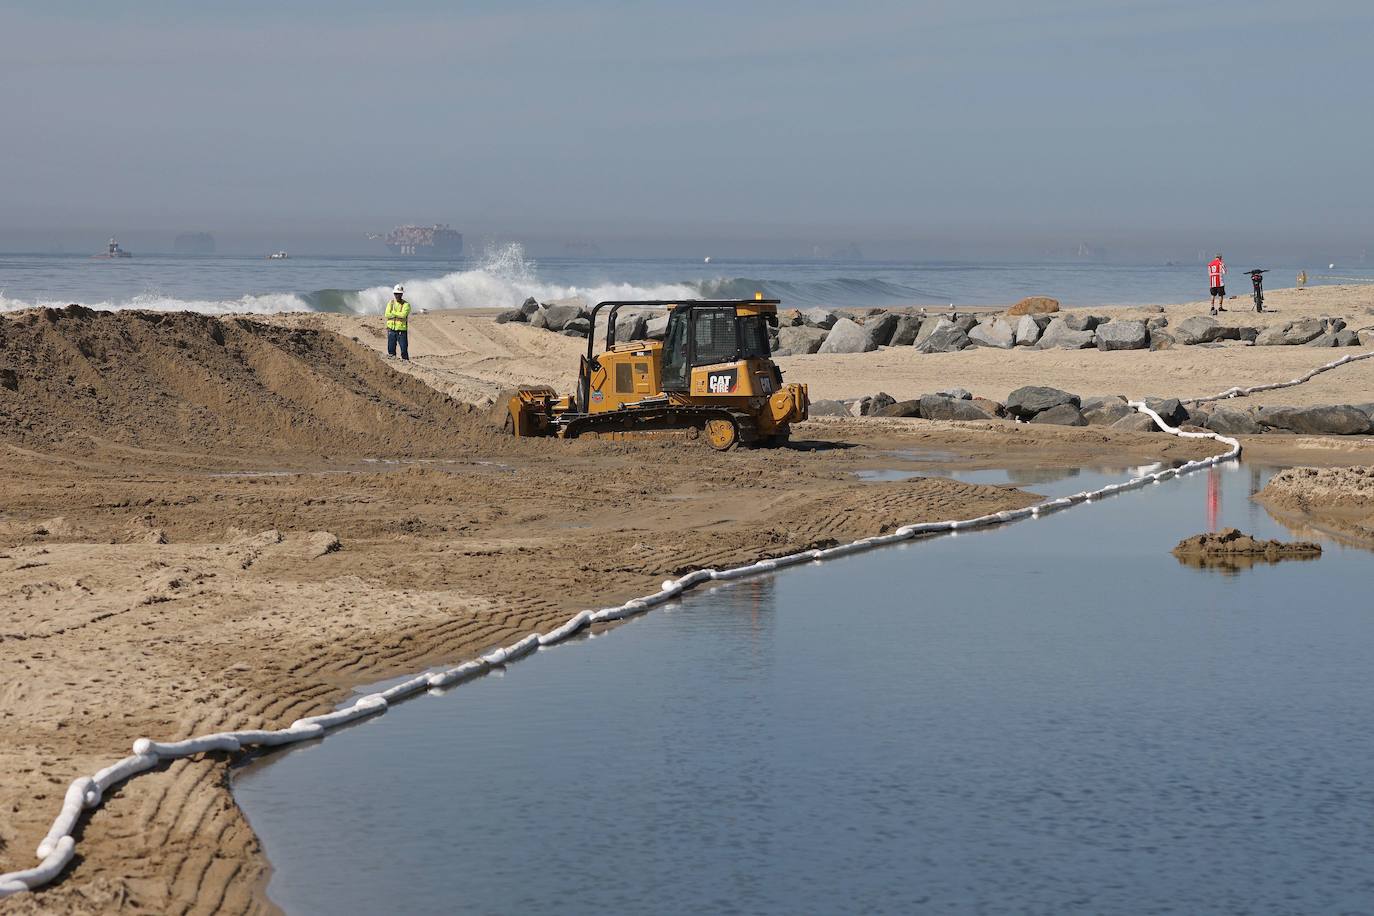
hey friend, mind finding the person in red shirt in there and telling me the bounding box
[1208,253,1227,315]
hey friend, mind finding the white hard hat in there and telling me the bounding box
[393,284,404,294]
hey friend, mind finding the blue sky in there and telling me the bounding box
[4,0,1371,256]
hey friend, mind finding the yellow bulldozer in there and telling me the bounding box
[506,296,809,450]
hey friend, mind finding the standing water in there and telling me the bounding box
[233,464,1374,914]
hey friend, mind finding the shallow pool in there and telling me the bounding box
[233,464,1374,915]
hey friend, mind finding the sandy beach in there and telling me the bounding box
[3,284,1374,913]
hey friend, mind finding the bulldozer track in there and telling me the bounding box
[562,406,760,448]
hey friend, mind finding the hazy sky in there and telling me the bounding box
[4,0,1371,256]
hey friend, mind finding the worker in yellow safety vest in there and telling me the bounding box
[385,284,411,360]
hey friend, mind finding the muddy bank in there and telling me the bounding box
[1255,466,1374,547]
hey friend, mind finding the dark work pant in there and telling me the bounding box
[387,329,409,359]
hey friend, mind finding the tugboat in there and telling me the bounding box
[266,250,289,260]
[93,237,132,259]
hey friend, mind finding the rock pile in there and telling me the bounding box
[1172,527,1321,571]
[812,383,1374,436]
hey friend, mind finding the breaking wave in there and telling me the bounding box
[0,243,937,316]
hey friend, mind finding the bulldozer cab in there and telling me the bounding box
[660,302,775,391]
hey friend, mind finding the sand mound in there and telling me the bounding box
[1254,466,1374,546]
[0,306,503,461]
[1172,527,1321,570]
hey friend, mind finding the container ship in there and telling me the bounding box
[373,224,464,258]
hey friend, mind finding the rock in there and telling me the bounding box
[1326,317,1347,333]
[1174,315,1224,345]
[919,394,996,422]
[913,316,943,346]
[807,399,850,417]
[1282,318,1326,345]
[1203,407,1264,435]
[645,315,669,340]
[889,314,924,347]
[562,317,591,337]
[874,398,922,418]
[1333,329,1360,347]
[1095,319,1149,351]
[851,392,897,416]
[494,309,526,324]
[1005,385,1080,419]
[1030,403,1087,426]
[1143,397,1188,426]
[1062,313,1103,332]
[1257,405,1373,435]
[519,297,541,316]
[971,397,1006,418]
[528,308,551,330]
[307,531,342,559]
[779,309,804,327]
[818,318,879,354]
[773,325,829,356]
[1080,395,1133,426]
[951,314,979,333]
[1112,413,1160,433]
[1007,296,1060,316]
[1255,323,1292,346]
[968,318,1016,349]
[936,388,972,400]
[1304,332,1339,348]
[540,301,587,332]
[1147,316,1169,330]
[915,320,971,354]
[1035,318,1096,350]
[801,308,838,329]
[864,312,901,347]
[1013,315,1043,347]
[614,310,651,343]
[1149,331,1176,351]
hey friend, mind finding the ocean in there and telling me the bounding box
[0,244,1346,317]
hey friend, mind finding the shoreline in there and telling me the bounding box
[3,286,1374,911]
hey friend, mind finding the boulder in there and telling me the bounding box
[915,320,971,354]
[807,399,850,417]
[1147,316,1169,330]
[614,309,654,342]
[851,392,897,416]
[1174,315,1224,345]
[864,312,902,347]
[1283,318,1326,345]
[1035,318,1096,350]
[873,398,922,418]
[1304,332,1339,348]
[562,317,591,337]
[779,309,804,327]
[968,318,1016,349]
[1143,397,1188,427]
[519,297,541,316]
[1013,315,1043,347]
[1333,329,1360,347]
[1149,331,1176,351]
[1063,313,1103,332]
[1030,403,1087,426]
[541,301,587,332]
[1255,323,1291,346]
[1095,319,1149,351]
[1112,413,1160,433]
[919,394,996,422]
[560,328,586,338]
[528,308,551,330]
[1257,405,1373,435]
[1007,296,1060,316]
[951,314,979,333]
[914,316,944,346]
[1080,395,1133,426]
[936,388,973,400]
[494,309,526,324]
[889,314,924,347]
[1326,317,1347,333]
[818,318,879,354]
[774,325,829,356]
[1203,407,1264,435]
[971,397,1006,418]
[801,308,838,330]
[1005,385,1080,419]
[645,314,670,340]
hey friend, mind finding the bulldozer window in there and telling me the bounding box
[738,315,771,358]
[661,308,691,390]
[692,307,738,365]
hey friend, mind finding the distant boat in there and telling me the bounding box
[92,237,132,259]
[267,251,289,260]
